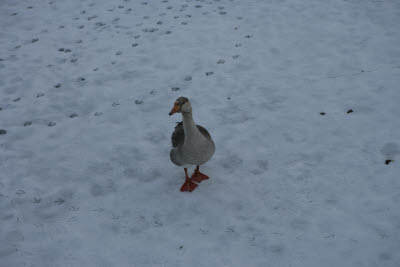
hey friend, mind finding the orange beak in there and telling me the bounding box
[169,103,180,116]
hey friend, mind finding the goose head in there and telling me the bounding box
[169,97,192,115]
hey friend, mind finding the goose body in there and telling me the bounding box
[169,97,215,192]
[170,120,215,166]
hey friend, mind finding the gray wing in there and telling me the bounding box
[171,122,184,147]
[197,125,213,142]
[171,122,213,148]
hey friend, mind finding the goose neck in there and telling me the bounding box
[182,112,200,139]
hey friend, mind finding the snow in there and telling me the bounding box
[1,0,400,266]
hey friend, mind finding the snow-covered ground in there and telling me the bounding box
[1,0,400,266]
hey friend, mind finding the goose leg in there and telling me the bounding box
[180,168,198,192]
[190,165,209,183]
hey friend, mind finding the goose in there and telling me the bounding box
[169,97,215,192]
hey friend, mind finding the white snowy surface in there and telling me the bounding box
[1,0,400,266]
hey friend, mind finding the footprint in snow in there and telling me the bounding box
[54,198,64,205]
[69,113,79,118]
[206,72,214,76]
[95,22,106,27]
[153,221,163,227]
[0,129,7,135]
[200,228,209,235]
[24,121,32,126]
[225,227,235,233]
[16,190,26,196]
[232,55,240,59]
[13,97,21,102]
[135,100,143,105]
[132,43,138,47]
[116,51,123,55]
[165,30,172,34]
[70,206,79,211]
[36,92,45,97]
[48,122,56,127]
[54,83,62,88]
[347,109,353,114]
[184,75,192,81]
[142,28,159,33]
[219,11,227,15]
[217,59,225,64]
[87,15,97,21]
[134,35,141,39]
[94,112,103,116]
[31,38,39,43]
[171,87,180,91]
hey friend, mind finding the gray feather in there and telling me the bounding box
[171,121,212,148]
[171,122,184,148]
